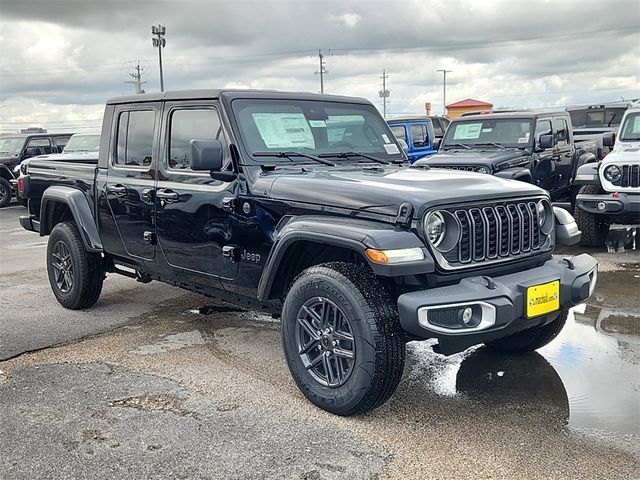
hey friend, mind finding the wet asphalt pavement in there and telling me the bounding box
[0,203,639,479]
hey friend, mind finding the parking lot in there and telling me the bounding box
[0,201,638,479]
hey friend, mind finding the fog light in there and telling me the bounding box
[461,307,473,324]
[597,202,606,211]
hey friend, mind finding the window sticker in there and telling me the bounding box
[453,123,482,140]
[381,134,390,143]
[251,113,315,149]
[633,116,640,132]
[308,120,326,128]
[518,132,530,143]
[384,143,400,154]
[328,128,345,143]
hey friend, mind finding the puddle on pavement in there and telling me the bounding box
[408,269,640,443]
[134,330,206,355]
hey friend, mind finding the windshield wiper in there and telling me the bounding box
[474,142,507,149]
[443,143,472,150]
[318,151,391,165]
[253,151,335,166]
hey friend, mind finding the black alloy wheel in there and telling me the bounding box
[296,297,355,388]
[0,178,11,208]
[50,240,74,293]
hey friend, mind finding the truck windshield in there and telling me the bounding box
[232,98,404,162]
[63,134,101,153]
[442,119,533,149]
[618,112,640,141]
[0,137,26,156]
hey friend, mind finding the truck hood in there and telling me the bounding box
[415,149,529,168]
[602,148,640,164]
[0,155,19,165]
[267,165,545,218]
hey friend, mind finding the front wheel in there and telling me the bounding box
[281,262,405,416]
[47,221,104,309]
[574,184,610,247]
[486,310,568,353]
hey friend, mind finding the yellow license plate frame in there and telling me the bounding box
[526,280,560,318]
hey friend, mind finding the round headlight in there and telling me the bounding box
[536,201,546,227]
[537,199,553,235]
[603,165,622,182]
[425,211,446,247]
[476,166,491,174]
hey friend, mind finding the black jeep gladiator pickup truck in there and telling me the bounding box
[414,111,612,204]
[18,90,597,415]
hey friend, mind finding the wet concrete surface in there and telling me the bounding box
[1,205,639,479]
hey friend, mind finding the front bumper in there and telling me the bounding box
[397,254,597,354]
[576,192,640,218]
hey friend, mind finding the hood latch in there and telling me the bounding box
[395,202,413,228]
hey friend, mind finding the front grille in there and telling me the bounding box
[621,165,640,188]
[431,165,475,171]
[442,200,547,267]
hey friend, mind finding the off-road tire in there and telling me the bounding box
[486,310,568,353]
[0,178,12,208]
[47,221,104,309]
[574,184,610,247]
[281,262,405,416]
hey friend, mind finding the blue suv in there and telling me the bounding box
[387,116,446,163]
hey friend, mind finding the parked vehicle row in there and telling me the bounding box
[574,106,640,246]
[17,89,596,416]
[386,115,450,163]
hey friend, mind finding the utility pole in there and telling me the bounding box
[379,69,390,118]
[436,69,452,116]
[125,61,146,94]
[151,24,166,92]
[315,49,328,93]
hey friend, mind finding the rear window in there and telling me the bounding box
[389,125,406,142]
[115,110,155,167]
[569,107,627,128]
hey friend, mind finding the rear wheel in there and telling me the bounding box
[47,222,104,309]
[486,310,568,353]
[574,184,610,247]
[0,178,12,208]
[281,262,405,416]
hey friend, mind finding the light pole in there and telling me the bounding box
[151,24,166,92]
[437,69,452,116]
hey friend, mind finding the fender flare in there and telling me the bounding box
[256,215,433,301]
[0,164,16,181]
[573,161,601,186]
[495,166,532,183]
[40,185,103,252]
[577,151,597,169]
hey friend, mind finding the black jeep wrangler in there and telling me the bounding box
[18,90,596,415]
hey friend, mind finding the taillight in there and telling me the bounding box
[17,176,29,198]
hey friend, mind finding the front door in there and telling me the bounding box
[552,116,575,195]
[105,105,159,260]
[532,118,557,192]
[154,102,238,280]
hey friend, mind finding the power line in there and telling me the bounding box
[379,69,390,118]
[315,49,329,93]
[125,60,146,94]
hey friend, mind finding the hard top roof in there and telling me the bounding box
[451,110,567,121]
[106,89,373,106]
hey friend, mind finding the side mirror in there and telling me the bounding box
[190,139,224,172]
[539,134,554,150]
[602,132,615,147]
[23,147,39,158]
[432,138,441,150]
[397,138,409,154]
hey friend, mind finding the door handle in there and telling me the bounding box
[107,184,127,195]
[156,189,179,201]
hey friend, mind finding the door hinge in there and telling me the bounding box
[222,245,240,263]
[143,231,157,245]
[222,197,236,212]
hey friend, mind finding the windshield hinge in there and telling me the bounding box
[395,202,413,228]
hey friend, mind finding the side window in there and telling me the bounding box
[537,119,552,138]
[389,125,406,142]
[553,118,568,146]
[411,124,428,147]
[168,108,222,170]
[54,136,71,150]
[115,110,155,167]
[27,137,52,155]
[432,120,443,137]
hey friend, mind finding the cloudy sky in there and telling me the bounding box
[0,0,638,134]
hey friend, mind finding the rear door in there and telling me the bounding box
[105,104,159,260]
[154,101,238,280]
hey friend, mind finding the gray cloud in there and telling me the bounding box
[0,0,638,132]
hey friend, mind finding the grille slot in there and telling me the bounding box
[442,200,547,268]
[621,165,640,188]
